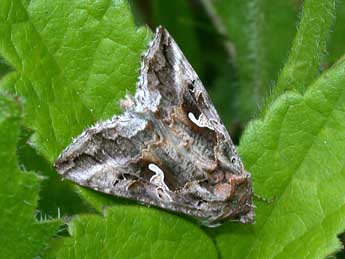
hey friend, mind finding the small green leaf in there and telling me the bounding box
[0,93,60,259]
[215,57,345,258]
[264,0,336,113]
[46,206,218,259]
[212,0,300,123]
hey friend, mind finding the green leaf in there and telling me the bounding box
[0,4,218,258]
[327,0,345,66]
[46,206,218,259]
[211,0,300,123]
[0,0,151,162]
[0,0,152,209]
[265,0,336,113]
[77,185,132,213]
[0,93,60,259]
[215,56,345,258]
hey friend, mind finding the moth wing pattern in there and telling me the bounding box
[55,26,254,226]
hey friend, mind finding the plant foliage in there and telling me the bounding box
[1,0,345,258]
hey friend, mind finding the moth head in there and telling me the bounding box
[208,170,254,225]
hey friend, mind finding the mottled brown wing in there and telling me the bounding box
[55,27,254,226]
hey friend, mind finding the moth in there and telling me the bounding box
[55,26,254,226]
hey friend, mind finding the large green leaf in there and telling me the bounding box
[215,55,345,258]
[46,206,218,259]
[0,93,60,258]
[0,0,151,162]
[0,1,219,257]
[0,0,152,210]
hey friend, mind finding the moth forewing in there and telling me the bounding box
[55,26,254,226]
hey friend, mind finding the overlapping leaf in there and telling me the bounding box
[0,94,60,258]
[17,131,92,217]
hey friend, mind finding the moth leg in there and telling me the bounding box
[253,193,276,204]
